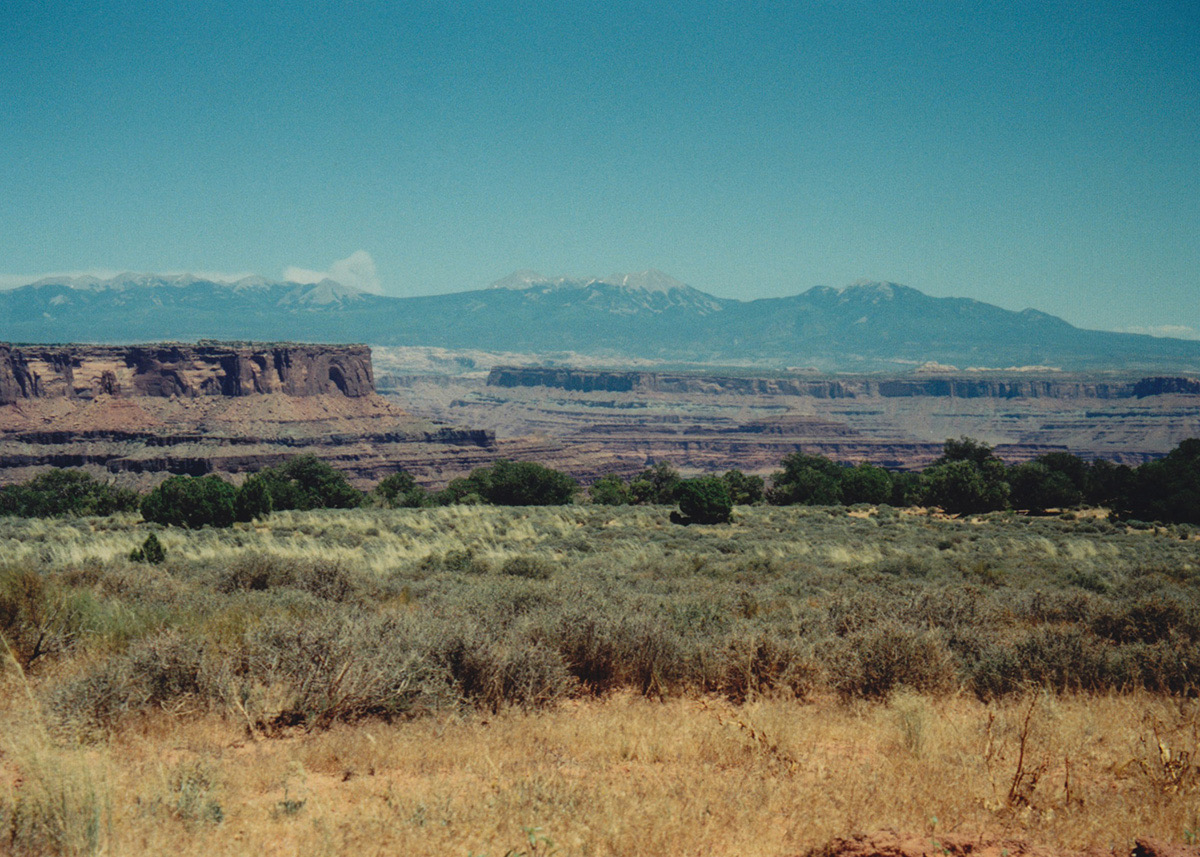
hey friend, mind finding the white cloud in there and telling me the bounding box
[283,251,380,293]
[1119,325,1200,341]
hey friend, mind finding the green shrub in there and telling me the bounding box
[129,533,166,564]
[141,475,237,529]
[438,460,577,506]
[673,476,733,525]
[0,469,139,518]
[629,462,682,504]
[588,474,631,505]
[233,475,274,522]
[374,470,430,508]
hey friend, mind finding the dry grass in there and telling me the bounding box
[4,688,1199,856]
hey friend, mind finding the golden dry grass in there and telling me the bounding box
[4,683,1199,856]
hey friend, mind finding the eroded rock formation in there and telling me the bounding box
[0,342,374,404]
[0,342,500,488]
[487,366,1200,401]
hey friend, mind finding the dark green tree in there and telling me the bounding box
[840,462,894,505]
[141,475,238,528]
[767,453,844,505]
[234,475,274,522]
[721,469,764,505]
[253,455,364,511]
[1008,461,1082,513]
[374,470,430,508]
[1035,452,1090,494]
[922,438,1010,514]
[629,462,682,504]
[923,459,1010,515]
[1085,459,1134,508]
[434,475,487,506]
[483,460,578,506]
[434,460,577,506]
[0,469,139,518]
[672,476,733,525]
[589,474,632,506]
[130,532,167,564]
[1116,438,1200,524]
[889,471,927,508]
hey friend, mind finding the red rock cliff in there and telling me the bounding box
[0,343,374,404]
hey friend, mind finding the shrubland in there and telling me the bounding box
[2,504,1198,727]
[1,502,1199,853]
[3,442,1200,853]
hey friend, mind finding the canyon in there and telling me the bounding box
[3,342,1200,490]
[376,355,1200,478]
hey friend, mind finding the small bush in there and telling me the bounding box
[830,624,956,700]
[129,533,166,564]
[499,555,555,580]
[0,567,81,669]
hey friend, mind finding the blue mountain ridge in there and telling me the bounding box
[1,271,1197,372]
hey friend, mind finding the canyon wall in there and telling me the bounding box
[0,342,374,403]
[487,367,1200,400]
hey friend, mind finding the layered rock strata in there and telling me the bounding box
[0,342,374,403]
[0,343,496,488]
[487,366,1200,401]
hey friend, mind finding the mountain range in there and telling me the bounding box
[2,270,1199,372]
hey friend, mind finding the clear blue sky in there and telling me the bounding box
[2,1,1197,336]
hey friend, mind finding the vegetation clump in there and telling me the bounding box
[0,469,138,518]
[141,475,238,529]
[248,454,365,512]
[671,476,733,525]
[129,532,166,564]
[439,460,577,506]
[374,469,431,508]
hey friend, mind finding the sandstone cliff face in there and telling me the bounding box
[0,343,505,488]
[0,343,374,404]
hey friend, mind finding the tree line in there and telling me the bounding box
[3,437,1200,528]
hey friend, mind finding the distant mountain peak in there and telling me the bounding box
[489,270,550,290]
[604,269,688,294]
[490,269,691,294]
[840,280,913,297]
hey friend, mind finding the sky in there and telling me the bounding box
[1,1,1198,336]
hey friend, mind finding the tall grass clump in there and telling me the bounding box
[2,639,110,856]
